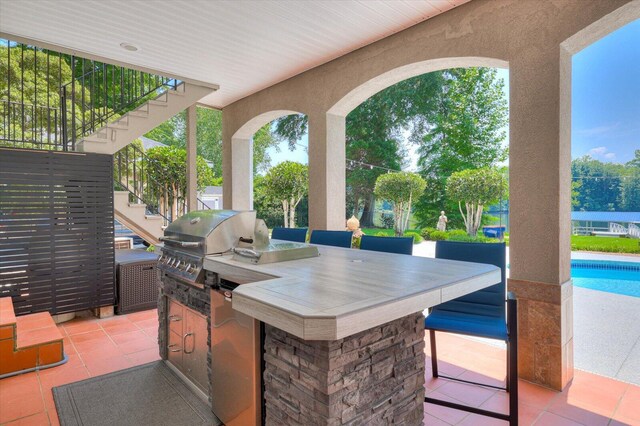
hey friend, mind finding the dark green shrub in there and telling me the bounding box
[429,230,448,241]
[403,231,424,244]
[421,227,437,240]
[447,229,467,238]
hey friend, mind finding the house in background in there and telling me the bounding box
[198,186,223,210]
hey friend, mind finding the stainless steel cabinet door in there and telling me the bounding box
[167,330,183,367]
[184,309,209,393]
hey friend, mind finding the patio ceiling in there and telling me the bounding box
[0,0,469,108]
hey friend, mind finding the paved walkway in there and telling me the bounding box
[413,241,640,386]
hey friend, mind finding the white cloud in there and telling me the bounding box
[576,122,621,137]
[587,146,616,161]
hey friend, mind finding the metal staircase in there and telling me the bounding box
[58,59,215,154]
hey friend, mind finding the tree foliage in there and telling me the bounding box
[143,145,215,219]
[374,172,426,236]
[275,73,443,226]
[261,161,309,228]
[144,107,279,177]
[446,168,508,236]
[415,68,508,228]
[0,43,88,148]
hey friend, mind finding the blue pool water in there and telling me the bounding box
[571,260,640,298]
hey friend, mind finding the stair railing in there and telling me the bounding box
[609,222,627,235]
[628,223,640,239]
[114,143,209,227]
[60,56,179,149]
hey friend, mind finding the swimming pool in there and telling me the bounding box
[571,260,640,298]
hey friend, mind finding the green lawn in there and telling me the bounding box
[571,235,640,254]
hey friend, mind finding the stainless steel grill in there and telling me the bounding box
[157,210,319,287]
[158,210,256,287]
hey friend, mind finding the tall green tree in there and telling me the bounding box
[446,168,508,236]
[261,161,308,228]
[415,67,508,228]
[571,155,625,211]
[620,151,640,211]
[143,145,215,220]
[374,172,426,236]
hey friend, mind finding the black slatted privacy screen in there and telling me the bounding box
[0,148,115,315]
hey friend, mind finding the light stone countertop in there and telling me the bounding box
[203,244,500,341]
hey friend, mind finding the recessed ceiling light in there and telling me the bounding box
[120,42,138,52]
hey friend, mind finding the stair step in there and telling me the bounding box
[0,297,16,327]
[148,99,168,107]
[127,110,149,118]
[16,312,63,349]
[81,136,109,144]
[166,88,185,97]
[107,122,129,130]
[127,203,147,209]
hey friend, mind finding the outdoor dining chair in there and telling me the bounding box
[309,230,353,248]
[424,241,518,426]
[359,235,413,255]
[271,227,308,243]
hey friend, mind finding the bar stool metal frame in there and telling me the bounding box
[424,241,518,425]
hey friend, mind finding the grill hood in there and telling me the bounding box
[160,210,256,255]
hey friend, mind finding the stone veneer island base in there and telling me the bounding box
[263,313,425,425]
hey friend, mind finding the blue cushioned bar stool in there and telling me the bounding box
[425,241,518,426]
[271,227,308,243]
[309,230,353,248]
[359,235,413,255]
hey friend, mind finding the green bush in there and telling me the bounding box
[375,231,388,237]
[429,230,448,241]
[420,227,437,240]
[447,234,500,243]
[447,229,468,238]
[403,231,424,244]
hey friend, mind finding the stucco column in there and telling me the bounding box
[508,51,573,391]
[186,105,198,212]
[229,137,253,210]
[307,112,345,230]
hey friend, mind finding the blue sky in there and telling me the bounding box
[572,18,640,164]
[266,18,639,168]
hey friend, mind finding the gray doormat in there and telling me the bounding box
[53,361,220,426]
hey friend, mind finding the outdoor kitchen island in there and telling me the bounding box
[203,243,500,426]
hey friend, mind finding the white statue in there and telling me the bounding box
[437,211,448,232]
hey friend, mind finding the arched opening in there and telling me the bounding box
[327,58,510,247]
[564,11,640,386]
[231,110,309,231]
[229,110,302,210]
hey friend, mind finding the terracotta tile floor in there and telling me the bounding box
[0,309,159,425]
[1,309,639,425]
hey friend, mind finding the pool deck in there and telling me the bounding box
[414,241,640,386]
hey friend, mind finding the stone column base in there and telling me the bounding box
[264,312,426,425]
[508,278,574,390]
